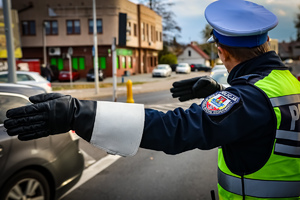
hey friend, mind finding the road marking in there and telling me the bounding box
[61,154,121,198]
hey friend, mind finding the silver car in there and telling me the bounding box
[0,83,84,200]
[0,71,52,93]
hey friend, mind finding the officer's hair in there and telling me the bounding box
[217,42,270,63]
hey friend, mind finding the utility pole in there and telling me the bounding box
[93,0,99,94]
[112,37,117,102]
[3,0,17,83]
[43,22,47,67]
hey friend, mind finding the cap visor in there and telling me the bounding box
[207,35,215,43]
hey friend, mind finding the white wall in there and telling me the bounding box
[177,46,206,65]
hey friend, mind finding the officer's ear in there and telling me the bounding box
[217,46,230,62]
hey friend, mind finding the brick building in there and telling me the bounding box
[11,0,163,78]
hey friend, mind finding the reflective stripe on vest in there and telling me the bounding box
[218,168,300,198]
[270,94,300,157]
[270,94,300,107]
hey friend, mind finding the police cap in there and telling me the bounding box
[205,0,278,48]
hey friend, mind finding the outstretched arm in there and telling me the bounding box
[170,76,226,102]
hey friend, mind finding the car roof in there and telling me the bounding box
[0,83,46,97]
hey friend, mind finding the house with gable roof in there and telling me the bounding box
[177,42,210,66]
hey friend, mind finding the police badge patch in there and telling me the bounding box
[202,91,240,116]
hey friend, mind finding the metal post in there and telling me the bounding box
[112,37,117,102]
[43,22,47,66]
[3,0,16,83]
[67,54,73,88]
[93,0,99,94]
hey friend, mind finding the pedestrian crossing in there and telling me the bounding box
[145,99,203,112]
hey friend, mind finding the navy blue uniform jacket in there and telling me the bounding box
[140,51,288,175]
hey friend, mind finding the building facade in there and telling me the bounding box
[11,0,163,78]
[177,42,210,66]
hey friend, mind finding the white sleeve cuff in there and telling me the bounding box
[90,101,145,157]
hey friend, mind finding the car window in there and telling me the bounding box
[0,74,8,82]
[17,74,35,81]
[157,66,167,69]
[0,95,30,124]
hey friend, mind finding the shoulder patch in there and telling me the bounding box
[202,91,240,116]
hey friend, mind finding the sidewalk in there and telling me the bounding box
[51,72,209,100]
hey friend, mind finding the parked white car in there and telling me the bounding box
[152,64,172,77]
[176,63,191,74]
[0,71,52,93]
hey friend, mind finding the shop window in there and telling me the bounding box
[72,57,85,70]
[50,58,64,70]
[128,57,132,68]
[93,57,106,69]
[122,57,126,69]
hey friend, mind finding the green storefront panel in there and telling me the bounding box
[50,58,57,66]
[58,58,64,70]
[79,57,85,70]
[72,57,78,70]
[100,57,106,69]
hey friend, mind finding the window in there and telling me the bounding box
[160,32,162,41]
[72,57,85,70]
[127,22,131,36]
[45,20,58,35]
[88,19,103,34]
[50,58,64,70]
[134,23,137,36]
[122,57,126,69]
[22,21,36,36]
[146,24,149,41]
[93,57,107,69]
[142,23,145,41]
[188,50,191,57]
[67,20,80,34]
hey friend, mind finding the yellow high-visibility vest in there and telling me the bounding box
[218,70,300,199]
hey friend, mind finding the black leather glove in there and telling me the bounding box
[170,76,226,102]
[4,93,96,141]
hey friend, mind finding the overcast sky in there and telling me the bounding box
[130,0,300,44]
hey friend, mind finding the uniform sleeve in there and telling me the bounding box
[140,86,276,155]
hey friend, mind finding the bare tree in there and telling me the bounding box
[139,0,181,43]
[201,24,213,41]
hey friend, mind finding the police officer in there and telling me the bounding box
[4,0,300,199]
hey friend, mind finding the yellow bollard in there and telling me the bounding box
[126,79,135,103]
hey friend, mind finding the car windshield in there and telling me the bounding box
[0,95,30,124]
[178,64,187,67]
[157,65,167,69]
[211,72,229,85]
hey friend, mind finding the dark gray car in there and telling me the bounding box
[0,83,84,200]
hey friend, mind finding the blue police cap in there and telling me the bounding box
[205,0,278,48]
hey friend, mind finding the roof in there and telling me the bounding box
[178,44,210,60]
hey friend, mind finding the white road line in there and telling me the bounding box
[61,154,121,198]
